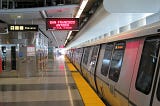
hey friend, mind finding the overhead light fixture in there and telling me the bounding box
[64,40,67,45]
[64,31,72,46]
[67,31,72,40]
[17,15,21,19]
[75,0,88,18]
[65,0,88,46]
[40,10,47,18]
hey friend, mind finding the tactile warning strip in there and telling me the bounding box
[65,57,105,106]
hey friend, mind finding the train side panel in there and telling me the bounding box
[129,36,160,106]
[67,22,160,106]
[114,39,142,106]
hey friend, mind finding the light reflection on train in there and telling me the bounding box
[66,22,160,106]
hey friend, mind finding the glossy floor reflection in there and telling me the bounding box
[0,55,84,106]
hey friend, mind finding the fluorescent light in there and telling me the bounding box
[75,0,88,18]
[17,15,21,19]
[41,10,47,18]
[65,0,88,46]
[65,40,67,44]
[65,31,72,46]
[64,39,68,46]
[67,31,72,40]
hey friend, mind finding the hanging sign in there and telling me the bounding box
[8,25,38,31]
[46,18,79,31]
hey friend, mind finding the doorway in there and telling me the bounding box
[1,45,17,71]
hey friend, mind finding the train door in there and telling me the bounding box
[107,42,126,106]
[81,46,92,78]
[152,64,160,106]
[129,36,160,106]
[95,43,110,100]
[88,45,100,90]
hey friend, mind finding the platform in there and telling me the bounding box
[0,55,105,106]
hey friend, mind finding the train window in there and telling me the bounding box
[74,49,78,62]
[101,44,114,76]
[157,77,160,101]
[82,47,91,65]
[75,49,79,62]
[109,42,125,82]
[89,45,100,71]
[136,37,160,94]
[77,48,83,64]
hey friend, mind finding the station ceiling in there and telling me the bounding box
[0,0,98,47]
[0,0,159,48]
[0,4,78,47]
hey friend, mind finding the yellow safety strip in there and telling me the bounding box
[67,63,77,72]
[65,57,70,63]
[65,57,105,106]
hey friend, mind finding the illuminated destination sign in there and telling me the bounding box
[46,18,79,30]
[8,25,38,31]
[115,43,125,50]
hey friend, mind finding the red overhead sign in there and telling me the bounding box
[46,18,79,31]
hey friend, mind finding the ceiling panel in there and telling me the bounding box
[0,4,79,47]
[46,7,77,18]
[0,12,41,24]
[52,31,69,45]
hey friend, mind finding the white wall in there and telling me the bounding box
[67,4,153,48]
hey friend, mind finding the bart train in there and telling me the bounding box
[66,22,160,106]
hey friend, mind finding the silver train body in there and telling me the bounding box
[67,22,160,106]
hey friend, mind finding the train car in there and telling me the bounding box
[67,21,160,106]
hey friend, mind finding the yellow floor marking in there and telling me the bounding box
[65,57,77,72]
[65,57,105,106]
[67,63,77,72]
[72,73,105,106]
[85,103,105,106]
[65,57,70,62]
